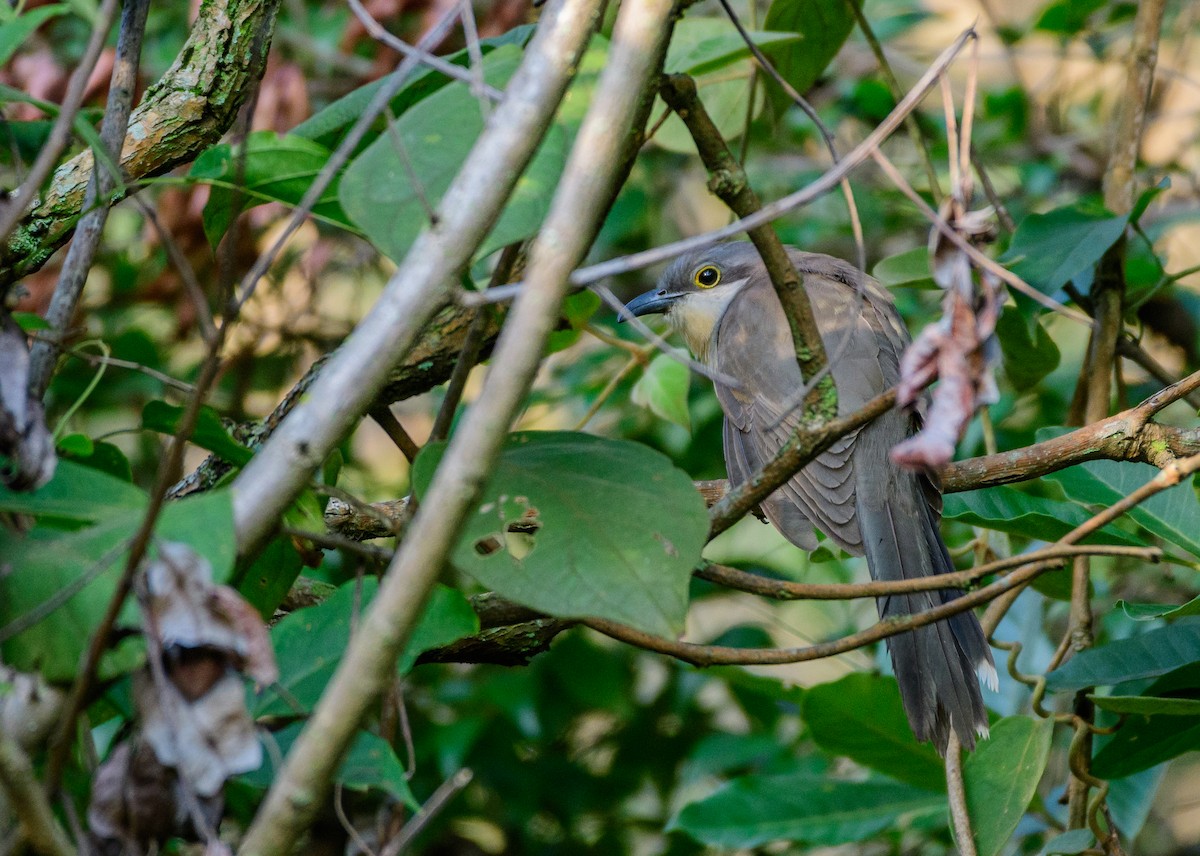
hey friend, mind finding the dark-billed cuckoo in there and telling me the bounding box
[623,242,996,753]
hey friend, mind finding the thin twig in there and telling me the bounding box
[379,769,474,856]
[369,406,421,463]
[235,1,613,848]
[28,0,151,396]
[946,732,978,856]
[236,5,466,310]
[0,0,120,247]
[0,733,75,856]
[468,28,979,306]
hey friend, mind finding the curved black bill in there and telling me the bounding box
[620,288,679,323]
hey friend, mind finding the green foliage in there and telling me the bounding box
[1045,623,1200,692]
[802,673,946,791]
[631,353,691,429]
[141,400,253,466]
[762,0,855,114]
[669,774,946,848]
[412,431,708,637]
[962,716,1054,856]
[339,46,567,262]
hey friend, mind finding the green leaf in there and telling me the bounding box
[1118,597,1200,622]
[189,131,352,246]
[11,311,50,332]
[942,486,1140,546]
[141,401,254,467]
[236,536,304,619]
[411,431,708,637]
[872,248,936,289]
[397,584,479,673]
[1091,712,1200,779]
[1003,204,1127,296]
[963,716,1054,856]
[292,25,534,145]
[56,433,93,457]
[631,354,691,430]
[256,579,477,716]
[1045,457,1200,558]
[1045,622,1200,692]
[1034,0,1106,34]
[0,490,234,682]
[654,20,799,153]
[0,458,146,524]
[241,722,417,808]
[339,46,567,263]
[668,774,945,847]
[802,673,945,792]
[0,5,69,68]
[1088,694,1200,716]
[762,0,855,109]
[1040,828,1096,855]
[995,310,1060,391]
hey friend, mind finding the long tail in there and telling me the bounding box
[858,484,996,754]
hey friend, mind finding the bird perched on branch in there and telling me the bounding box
[623,241,996,754]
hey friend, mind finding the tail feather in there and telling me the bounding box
[859,487,993,754]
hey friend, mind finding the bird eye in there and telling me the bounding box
[694,265,721,288]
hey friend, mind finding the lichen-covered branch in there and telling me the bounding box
[0,0,281,288]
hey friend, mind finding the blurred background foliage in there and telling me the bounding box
[4,0,1200,852]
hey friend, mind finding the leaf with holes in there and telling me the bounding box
[411,431,708,637]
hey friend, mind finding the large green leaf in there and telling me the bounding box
[668,774,945,847]
[0,490,235,682]
[802,673,945,792]
[189,131,353,246]
[1118,597,1200,622]
[1089,695,1200,716]
[1045,622,1200,692]
[654,19,801,153]
[411,431,708,637]
[1092,707,1200,779]
[1003,204,1128,295]
[339,46,566,263]
[631,354,691,430]
[256,579,478,716]
[942,486,1140,546]
[240,722,416,808]
[963,716,1054,856]
[762,0,855,111]
[0,458,146,524]
[1045,457,1200,558]
[873,247,936,290]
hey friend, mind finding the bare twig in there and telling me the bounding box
[230,0,601,558]
[0,733,75,856]
[235,1,611,848]
[0,0,120,249]
[379,769,474,856]
[28,0,151,396]
[236,5,466,310]
[946,732,979,856]
[369,406,421,463]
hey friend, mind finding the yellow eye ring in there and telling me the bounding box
[693,265,721,289]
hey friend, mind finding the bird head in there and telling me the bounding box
[623,243,763,363]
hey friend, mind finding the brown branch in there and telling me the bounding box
[0,0,280,288]
[585,452,1200,667]
[0,734,75,856]
[696,544,1160,601]
[656,73,834,420]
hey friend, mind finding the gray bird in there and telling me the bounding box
[624,242,996,753]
